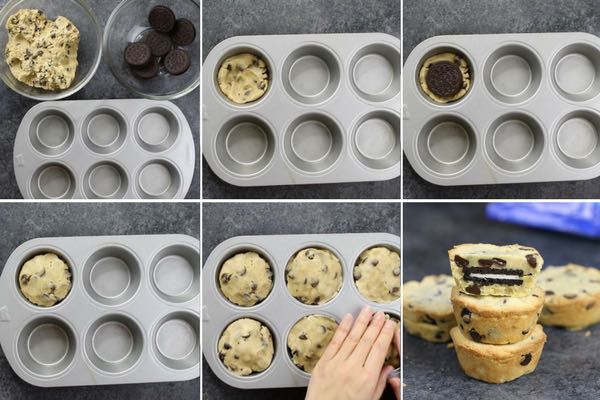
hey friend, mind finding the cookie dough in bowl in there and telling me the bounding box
[287,314,338,373]
[217,318,274,376]
[18,253,72,307]
[217,53,269,104]
[218,251,274,307]
[354,246,400,303]
[285,247,343,305]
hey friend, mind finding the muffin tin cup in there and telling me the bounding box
[0,234,199,387]
[202,33,401,186]
[14,100,195,199]
[202,233,400,389]
[403,33,600,185]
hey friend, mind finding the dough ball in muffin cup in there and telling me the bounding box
[354,246,400,304]
[18,252,72,307]
[384,314,400,368]
[287,314,338,373]
[285,247,343,305]
[218,251,274,307]
[217,317,274,376]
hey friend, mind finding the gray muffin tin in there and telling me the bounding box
[202,233,400,389]
[13,99,195,199]
[403,32,600,186]
[202,33,401,186]
[0,235,200,387]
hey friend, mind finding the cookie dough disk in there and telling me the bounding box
[218,318,274,376]
[450,324,546,384]
[449,243,543,297]
[217,53,268,104]
[419,52,470,103]
[5,9,80,90]
[288,315,338,373]
[452,286,544,345]
[19,253,72,307]
[538,264,600,331]
[286,248,343,305]
[219,251,273,307]
[354,247,400,304]
[403,317,451,343]
[384,315,400,367]
[403,274,455,329]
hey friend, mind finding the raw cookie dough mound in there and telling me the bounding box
[449,244,543,297]
[354,247,400,303]
[286,248,343,305]
[419,52,470,104]
[219,251,274,307]
[384,315,400,367]
[287,314,338,373]
[538,264,600,331]
[5,9,80,90]
[218,318,274,376]
[450,324,546,384]
[19,253,72,307]
[217,53,269,104]
[451,286,544,345]
[403,274,456,329]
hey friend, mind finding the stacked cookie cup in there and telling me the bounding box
[448,244,547,384]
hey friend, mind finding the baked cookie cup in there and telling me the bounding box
[451,286,544,344]
[403,274,456,329]
[403,317,452,343]
[450,324,546,384]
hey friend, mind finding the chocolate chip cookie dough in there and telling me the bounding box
[287,314,338,373]
[5,9,80,90]
[217,53,269,104]
[219,251,274,307]
[19,253,72,307]
[218,318,274,376]
[419,52,470,104]
[286,248,343,305]
[354,247,400,303]
[384,315,400,368]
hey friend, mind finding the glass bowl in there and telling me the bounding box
[0,0,102,100]
[104,0,200,100]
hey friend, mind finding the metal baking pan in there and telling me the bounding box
[202,233,400,389]
[13,99,195,199]
[0,234,200,387]
[403,32,600,186]
[202,33,401,187]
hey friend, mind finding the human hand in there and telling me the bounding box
[305,306,397,400]
[388,328,400,399]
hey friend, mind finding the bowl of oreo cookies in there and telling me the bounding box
[104,0,200,100]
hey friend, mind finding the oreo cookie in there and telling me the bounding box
[146,31,172,57]
[164,49,190,75]
[425,61,463,98]
[149,5,176,33]
[124,42,152,67]
[131,57,160,79]
[171,18,196,46]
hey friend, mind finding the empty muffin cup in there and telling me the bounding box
[350,43,400,102]
[283,113,344,174]
[82,245,142,306]
[134,107,180,153]
[152,311,199,370]
[417,114,477,176]
[17,316,76,377]
[150,243,200,303]
[82,108,127,155]
[551,42,600,102]
[215,115,276,177]
[483,43,542,104]
[83,162,129,199]
[28,110,75,157]
[554,109,600,169]
[135,159,182,199]
[30,163,76,199]
[282,44,341,105]
[352,110,400,170]
[485,112,545,172]
[85,314,144,374]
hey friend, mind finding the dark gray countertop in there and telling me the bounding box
[403,0,600,199]
[202,0,400,199]
[202,202,400,400]
[0,203,200,400]
[403,203,600,399]
[0,0,200,199]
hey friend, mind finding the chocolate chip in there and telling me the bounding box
[422,315,436,325]
[545,290,555,296]
[287,273,295,280]
[435,331,444,340]
[241,333,250,339]
[220,273,231,284]
[587,302,596,310]
[305,250,315,260]
[526,254,537,268]
[321,265,328,273]
[299,333,308,340]
[371,259,379,266]
[520,353,532,366]
[502,299,507,304]
[564,294,578,299]
[239,266,247,276]
[454,255,469,267]
[218,352,225,361]
[478,259,494,267]
[493,258,507,266]
[250,282,257,292]
[233,355,239,360]
[521,329,529,335]
[310,279,319,288]
[20,274,30,285]
[314,296,320,304]
[223,343,231,350]
[389,287,399,294]
[465,285,481,295]
[461,308,471,324]
[468,329,482,342]
[532,294,539,298]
